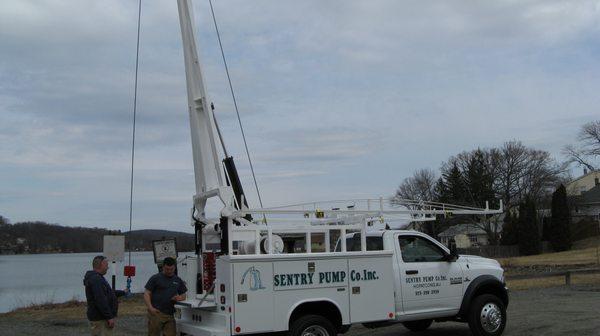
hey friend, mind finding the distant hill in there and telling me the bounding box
[127,229,194,252]
[0,216,194,254]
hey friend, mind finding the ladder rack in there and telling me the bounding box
[216,198,503,255]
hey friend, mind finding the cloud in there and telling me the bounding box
[1,0,599,230]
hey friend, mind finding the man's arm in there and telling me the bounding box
[172,279,188,302]
[144,289,159,314]
[172,292,186,302]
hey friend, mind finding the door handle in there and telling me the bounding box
[406,270,418,275]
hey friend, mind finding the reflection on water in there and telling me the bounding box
[0,251,192,313]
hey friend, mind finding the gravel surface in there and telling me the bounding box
[1,286,599,336]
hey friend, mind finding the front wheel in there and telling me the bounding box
[467,294,507,336]
[402,319,433,332]
[289,315,336,336]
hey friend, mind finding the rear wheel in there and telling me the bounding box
[289,315,336,336]
[402,319,433,332]
[467,294,507,336]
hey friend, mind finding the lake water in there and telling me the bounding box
[0,252,192,313]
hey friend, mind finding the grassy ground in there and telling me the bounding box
[498,246,600,268]
[572,235,600,250]
[497,242,600,290]
[2,294,146,320]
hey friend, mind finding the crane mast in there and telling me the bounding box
[177,0,235,221]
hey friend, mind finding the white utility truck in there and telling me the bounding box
[172,1,508,336]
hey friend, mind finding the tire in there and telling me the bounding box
[467,294,507,336]
[289,314,337,336]
[402,319,433,332]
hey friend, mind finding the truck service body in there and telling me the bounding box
[172,1,508,335]
[175,230,508,336]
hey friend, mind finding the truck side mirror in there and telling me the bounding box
[445,245,458,262]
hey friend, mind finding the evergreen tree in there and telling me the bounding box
[517,197,541,255]
[464,149,496,208]
[550,184,572,252]
[434,177,449,203]
[541,216,552,241]
[441,163,468,205]
[501,212,518,245]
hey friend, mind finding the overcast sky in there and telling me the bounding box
[1,0,599,232]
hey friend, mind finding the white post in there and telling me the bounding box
[325,230,331,252]
[361,219,367,252]
[340,228,347,252]
[306,232,312,253]
[254,228,260,255]
[267,227,273,254]
[228,217,233,254]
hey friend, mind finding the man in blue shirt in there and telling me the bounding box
[83,255,127,335]
[144,257,187,336]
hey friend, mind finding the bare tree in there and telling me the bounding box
[563,120,600,170]
[392,169,439,236]
[493,141,565,210]
[580,121,600,155]
[492,141,530,211]
[563,145,595,171]
[520,149,565,203]
[393,168,437,202]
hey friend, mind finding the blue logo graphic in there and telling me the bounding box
[241,266,266,291]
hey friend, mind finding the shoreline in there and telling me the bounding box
[1,293,146,318]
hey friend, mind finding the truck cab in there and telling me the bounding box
[338,230,508,334]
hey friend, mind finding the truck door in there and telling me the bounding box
[396,234,463,315]
[233,262,274,334]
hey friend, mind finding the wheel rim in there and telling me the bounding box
[480,302,502,333]
[301,325,329,336]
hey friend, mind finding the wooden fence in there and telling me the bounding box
[505,268,600,286]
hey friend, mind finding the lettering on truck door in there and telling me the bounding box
[396,235,464,315]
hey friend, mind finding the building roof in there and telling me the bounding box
[438,224,487,237]
[579,184,600,205]
[567,170,600,188]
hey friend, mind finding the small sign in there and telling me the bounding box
[103,235,125,262]
[152,238,177,264]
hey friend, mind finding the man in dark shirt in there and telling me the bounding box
[144,257,187,336]
[83,255,127,335]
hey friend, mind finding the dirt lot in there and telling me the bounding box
[1,285,599,336]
